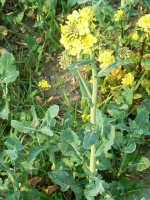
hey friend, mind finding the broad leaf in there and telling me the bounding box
[136,157,150,172]
[49,170,82,199]
[83,129,99,149]
[59,129,81,155]
[0,103,9,120]
[47,105,59,118]
[5,136,24,153]
[123,142,136,153]
[28,146,44,163]
[11,120,36,134]
[0,51,19,83]
[84,177,105,199]
[39,126,53,136]
[96,125,115,158]
[122,88,133,105]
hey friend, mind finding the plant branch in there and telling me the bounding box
[89,65,98,174]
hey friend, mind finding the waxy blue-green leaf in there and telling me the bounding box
[0,52,19,83]
[5,136,24,152]
[49,170,82,199]
[123,88,133,105]
[0,103,9,120]
[83,129,99,149]
[11,120,36,134]
[3,150,18,161]
[47,105,59,118]
[28,146,44,163]
[98,60,131,77]
[123,142,136,153]
[84,176,105,198]
[96,125,115,158]
[39,126,53,136]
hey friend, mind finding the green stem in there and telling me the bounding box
[121,0,126,7]
[89,66,98,174]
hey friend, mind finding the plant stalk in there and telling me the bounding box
[89,66,98,173]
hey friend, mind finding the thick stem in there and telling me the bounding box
[89,66,98,173]
[121,0,126,7]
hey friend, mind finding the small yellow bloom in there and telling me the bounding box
[122,73,135,87]
[79,6,95,22]
[114,10,125,21]
[82,114,90,122]
[137,14,150,32]
[132,31,139,41]
[38,80,51,91]
[97,50,115,70]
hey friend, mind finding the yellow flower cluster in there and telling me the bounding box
[97,50,115,70]
[60,7,98,57]
[114,10,125,21]
[132,31,139,41]
[122,73,135,87]
[137,14,150,32]
[82,114,90,122]
[141,79,150,95]
[38,80,51,91]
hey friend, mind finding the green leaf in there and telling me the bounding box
[79,78,92,101]
[84,177,105,199]
[59,129,81,155]
[39,126,53,136]
[71,58,93,68]
[96,125,115,158]
[141,58,150,71]
[0,103,9,120]
[42,105,59,128]
[11,120,36,134]
[83,129,99,149]
[0,52,19,83]
[77,0,90,4]
[61,129,80,145]
[49,170,82,199]
[47,105,59,118]
[122,88,133,105]
[15,12,24,23]
[28,146,44,163]
[5,136,24,153]
[3,150,18,161]
[67,0,77,7]
[123,142,136,153]
[136,157,150,172]
[98,60,131,77]
[135,106,149,133]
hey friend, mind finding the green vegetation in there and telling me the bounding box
[0,0,150,199]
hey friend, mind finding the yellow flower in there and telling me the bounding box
[82,114,90,122]
[114,10,125,21]
[82,34,97,48]
[132,31,139,41]
[97,50,115,70]
[77,20,90,35]
[79,6,95,22]
[60,7,98,57]
[38,80,51,91]
[137,14,150,32]
[122,73,135,87]
[67,10,79,22]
